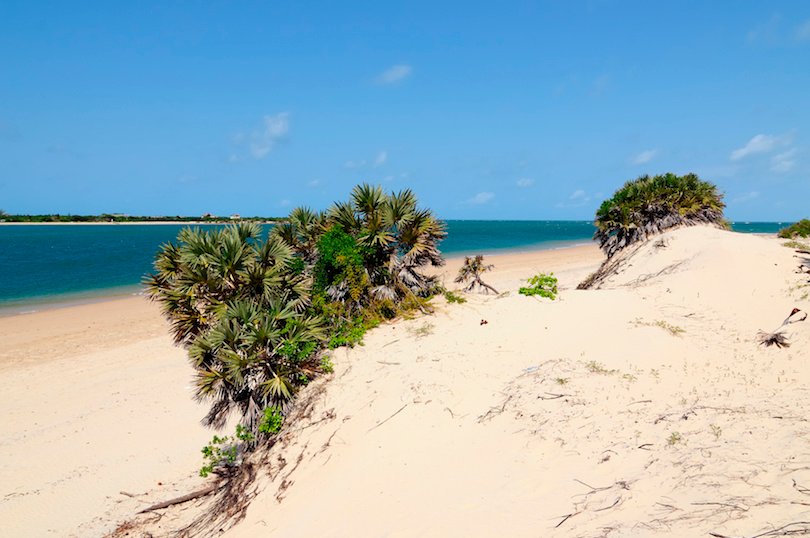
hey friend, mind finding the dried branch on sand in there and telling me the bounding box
[455,255,499,294]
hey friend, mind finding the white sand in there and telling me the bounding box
[3,229,810,537]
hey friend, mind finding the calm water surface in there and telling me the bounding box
[0,220,790,309]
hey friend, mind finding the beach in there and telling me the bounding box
[2,230,809,537]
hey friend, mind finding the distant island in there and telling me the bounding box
[0,211,284,224]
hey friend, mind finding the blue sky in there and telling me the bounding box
[1,1,809,220]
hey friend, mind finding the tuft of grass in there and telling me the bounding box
[655,320,685,336]
[632,318,685,336]
[783,240,810,250]
[585,360,617,375]
[409,322,434,338]
[667,431,683,446]
[710,424,722,440]
[555,377,570,385]
[622,373,638,383]
[443,290,467,304]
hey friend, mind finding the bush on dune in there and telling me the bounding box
[778,219,810,239]
[579,173,727,290]
[146,184,446,441]
[594,173,726,259]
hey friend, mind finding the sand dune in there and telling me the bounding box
[3,229,810,537]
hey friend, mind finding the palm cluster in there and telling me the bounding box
[145,223,324,431]
[146,185,446,434]
[594,173,726,258]
[323,184,446,305]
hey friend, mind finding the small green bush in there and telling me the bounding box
[519,273,558,300]
[258,406,284,435]
[320,355,335,373]
[778,219,810,239]
[199,425,254,477]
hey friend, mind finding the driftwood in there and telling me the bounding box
[367,403,408,433]
[137,483,223,514]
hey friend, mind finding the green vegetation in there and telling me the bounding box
[594,173,726,258]
[408,322,434,338]
[783,240,810,251]
[199,424,254,477]
[455,255,498,294]
[258,406,284,435]
[778,219,810,239]
[518,273,558,299]
[319,355,335,374]
[443,290,467,304]
[633,319,685,336]
[667,431,683,446]
[585,360,617,375]
[147,184,446,441]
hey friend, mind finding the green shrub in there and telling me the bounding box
[319,355,335,373]
[594,173,726,258]
[199,424,255,477]
[519,273,558,300]
[778,219,810,239]
[258,406,284,435]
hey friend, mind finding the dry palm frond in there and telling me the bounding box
[757,308,806,349]
[757,330,790,348]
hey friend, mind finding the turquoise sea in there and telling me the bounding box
[0,221,790,311]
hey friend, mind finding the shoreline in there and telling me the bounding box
[0,240,599,318]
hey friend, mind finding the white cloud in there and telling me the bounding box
[465,192,494,205]
[376,64,412,85]
[631,149,658,165]
[279,199,291,207]
[732,191,760,204]
[570,189,587,200]
[249,113,290,159]
[346,150,389,170]
[795,19,810,41]
[516,178,534,188]
[556,189,592,208]
[344,159,366,169]
[747,14,781,43]
[730,134,780,161]
[772,149,797,173]
[307,179,321,188]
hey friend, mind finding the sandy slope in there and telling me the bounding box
[6,228,810,538]
[0,298,215,537]
[109,227,810,538]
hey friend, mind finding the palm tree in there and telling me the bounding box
[594,173,726,259]
[319,184,447,307]
[270,206,325,264]
[455,255,498,294]
[145,223,324,432]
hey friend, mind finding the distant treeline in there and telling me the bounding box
[0,212,284,223]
